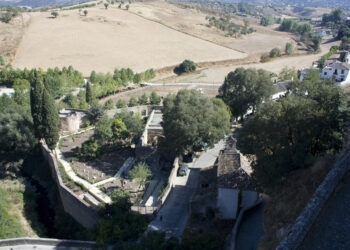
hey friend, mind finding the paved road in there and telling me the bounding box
[148,168,199,238]
[148,140,225,237]
[300,172,350,250]
[236,203,265,250]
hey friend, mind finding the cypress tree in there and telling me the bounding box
[30,70,44,139]
[42,89,59,150]
[86,82,92,104]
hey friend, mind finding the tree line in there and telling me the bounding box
[278,19,321,52]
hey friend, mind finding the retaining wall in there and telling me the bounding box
[277,149,350,250]
[41,142,99,228]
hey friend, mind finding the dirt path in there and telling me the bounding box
[157,40,340,84]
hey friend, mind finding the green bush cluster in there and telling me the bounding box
[279,19,321,52]
[0,6,20,23]
[0,66,84,99]
[89,68,155,99]
[318,46,339,69]
[206,16,255,37]
[260,16,281,26]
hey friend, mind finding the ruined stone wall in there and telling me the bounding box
[277,149,350,250]
[0,238,96,249]
[41,142,99,228]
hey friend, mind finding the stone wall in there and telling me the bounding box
[0,238,96,249]
[41,142,99,228]
[277,149,350,250]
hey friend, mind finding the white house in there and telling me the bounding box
[321,61,350,85]
[0,87,15,97]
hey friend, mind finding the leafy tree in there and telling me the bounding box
[115,111,144,142]
[311,34,322,52]
[176,60,196,74]
[270,48,281,58]
[0,105,36,170]
[86,82,93,104]
[138,93,148,105]
[133,73,141,84]
[41,89,59,150]
[218,68,274,120]
[13,79,30,92]
[126,4,129,10]
[90,70,97,83]
[260,16,275,26]
[94,116,113,143]
[30,71,44,139]
[128,97,138,107]
[51,11,59,18]
[80,139,99,159]
[129,162,151,186]
[149,91,161,105]
[338,21,350,40]
[104,3,109,9]
[62,93,79,108]
[162,90,230,155]
[104,99,114,110]
[116,99,126,108]
[83,10,88,16]
[238,79,349,189]
[89,103,105,123]
[111,118,128,139]
[285,42,294,55]
[278,67,298,81]
[322,8,343,26]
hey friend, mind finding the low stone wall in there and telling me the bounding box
[277,149,350,250]
[0,238,96,248]
[41,142,99,228]
[130,157,180,215]
[107,105,162,119]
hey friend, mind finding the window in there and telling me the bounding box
[342,70,345,74]
[324,72,327,76]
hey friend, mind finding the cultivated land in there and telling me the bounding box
[12,3,246,75]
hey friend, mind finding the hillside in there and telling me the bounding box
[0,0,91,7]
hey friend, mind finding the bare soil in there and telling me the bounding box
[60,130,132,183]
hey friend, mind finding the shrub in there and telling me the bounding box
[104,99,114,110]
[80,139,99,159]
[175,60,196,74]
[138,93,148,105]
[149,91,161,105]
[270,48,281,58]
[51,11,59,18]
[129,162,152,186]
[128,97,138,107]
[116,99,126,108]
[285,42,294,55]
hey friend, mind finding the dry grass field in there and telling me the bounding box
[129,1,294,54]
[12,3,246,76]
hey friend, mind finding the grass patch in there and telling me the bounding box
[0,179,45,239]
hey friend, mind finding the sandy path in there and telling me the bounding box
[13,6,245,76]
[173,40,340,84]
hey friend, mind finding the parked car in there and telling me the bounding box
[183,153,193,163]
[178,164,189,176]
